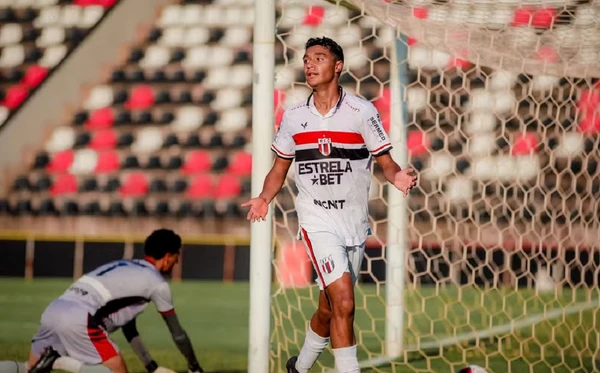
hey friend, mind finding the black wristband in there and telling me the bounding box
[189,362,203,373]
[146,360,159,373]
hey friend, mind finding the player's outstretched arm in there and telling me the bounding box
[122,319,160,373]
[241,156,293,222]
[161,312,204,373]
[374,153,417,197]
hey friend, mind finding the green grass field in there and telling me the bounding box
[0,279,599,373]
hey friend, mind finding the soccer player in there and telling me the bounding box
[241,37,417,373]
[0,229,203,373]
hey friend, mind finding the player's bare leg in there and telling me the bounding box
[100,355,128,373]
[325,273,359,373]
[292,291,333,373]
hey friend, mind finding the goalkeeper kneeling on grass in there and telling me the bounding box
[0,229,203,373]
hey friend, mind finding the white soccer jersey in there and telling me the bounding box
[59,259,174,330]
[272,88,392,246]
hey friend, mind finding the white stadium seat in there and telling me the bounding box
[34,6,61,28]
[202,6,224,26]
[159,27,185,47]
[211,88,243,111]
[139,45,170,69]
[0,24,22,46]
[224,7,246,26]
[182,46,210,69]
[172,106,204,133]
[216,108,248,133]
[555,132,584,158]
[468,89,494,112]
[229,65,253,87]
[425,152,455,180]
[36,27,66,48]
[468,133,497,157]
[32,0,58,8]
[222,26,251,47]
[406,86,428,113]
[158,5,182,27]
[204,67,230,89]
[84,85,114,111]
[39,44,67,68]
[465,112,497,134]
[0,45,25,68]
[0,106,10,126]
[489,70,517,91]
[274,66,297,89]
[531,75,559,92]
[446,177,473,203]
[45,126,75,153]
[336,25,362,48]
[182,4,203,26]
[80,6,105,28]
[278,6,306,28]
[206,46,234,67]
[131,127,164,154]
[183,26,210,47]
[70,149,98,175]
[60,5,82,28]
[323,6,350,27]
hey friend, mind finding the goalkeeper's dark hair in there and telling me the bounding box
[305,37,344,62]
[144,229,182,259]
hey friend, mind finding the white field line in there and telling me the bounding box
[324,299,599,372]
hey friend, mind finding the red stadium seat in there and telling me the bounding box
[21,65,48,89]
[74,0,117,7]
[214,174,241,199]
[374,88,390,113]
[274,89,285,109]
[50,173,78,196]
[3,84,29,110]
[119,172,149,197]
[181,150,211,175]
[46,149,74,173]
[228,151,252,176]
[89,129,117,150]
[578,114,600,135]
[85,107,115,130]
[94,150,120,173]
[125,85,155,110]
[303,6,324,26]
[511,133,539,155]
[412,7,428,19]
[407,131,429,157]
[186,174,214,199]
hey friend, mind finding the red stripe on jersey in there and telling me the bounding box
[372,143,392,154]
[301,228,326,289]
[160,308,175,316]
[271,144,294,158]
[293,131,364,146]
[87,315,118,361]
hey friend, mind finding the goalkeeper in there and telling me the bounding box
[242,37,417,373]
[0,229,203,373]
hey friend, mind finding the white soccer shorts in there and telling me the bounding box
[300,228,366,290]
[31,298,120,364]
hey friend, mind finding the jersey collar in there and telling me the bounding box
[306,86,346,118]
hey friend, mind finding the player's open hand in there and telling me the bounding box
[393,168,417,197]
[241,197,268,222]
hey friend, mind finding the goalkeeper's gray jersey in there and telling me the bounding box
[59,259,174,330]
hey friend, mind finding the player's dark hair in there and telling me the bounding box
[144,229,182,259]
[305,37,344,62]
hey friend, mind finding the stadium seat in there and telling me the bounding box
[172,106,203,132]
[131,127,163,154]
[89,128,117,150]
[50,173,78,196]
[119,172,149,197]
[511,133,539,155]
[186,174,214,199]
[227,151,252,176]
[84,85,113,110]
[70,148,98,174]
[125,85,155,110]
[85,106,115,129]
[46,149,74,173]
[181,150,211,174]
[21,65,48,88]
[2,84,29,109]
[214,173,241,199]
[94,150,119,173]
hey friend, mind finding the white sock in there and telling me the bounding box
[295,326,330,373]
[0,361,27,373]
[332,345,359,373]
[53,357,83,373]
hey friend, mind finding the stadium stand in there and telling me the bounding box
[0,0,118,125]
[0,0,598,242]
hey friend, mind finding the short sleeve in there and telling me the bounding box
[271,112,295,159]
[151,282,175,315]
[360,103,392,156]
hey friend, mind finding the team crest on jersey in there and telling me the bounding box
[318,138,332,156]
[319,255,335,274]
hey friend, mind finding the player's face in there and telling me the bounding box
[160,252,180,273]
[303,45,342,88]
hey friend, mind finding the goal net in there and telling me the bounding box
[269,0,600,372]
